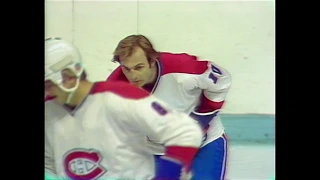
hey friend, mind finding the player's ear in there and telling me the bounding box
[149,58,156,68]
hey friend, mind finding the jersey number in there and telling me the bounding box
[151,102,168,116]
[208,64,222,84]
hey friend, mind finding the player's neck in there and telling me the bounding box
[67,80,94,107]
[148,63,158,85]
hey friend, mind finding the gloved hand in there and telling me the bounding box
[190,109,219,130]
[153,156,193,180]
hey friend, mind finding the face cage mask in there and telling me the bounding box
[45,57,84,104]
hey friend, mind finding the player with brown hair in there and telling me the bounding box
[107,34,232,180]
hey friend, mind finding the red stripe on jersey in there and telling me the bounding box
[45,96,55,102]
[90,81,150,99]
[160,52,209,76]
[165,146,199,171]
[106,66,128,83]
[197,94,224,113]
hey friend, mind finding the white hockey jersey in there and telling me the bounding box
[45,82,202,180]
[107,52,232,153]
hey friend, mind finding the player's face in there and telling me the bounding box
[45,80,69,104]
[120,47,156,87]
[45,69,78,104]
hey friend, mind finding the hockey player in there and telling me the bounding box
[45,37,203,180]
[107,35,232,180]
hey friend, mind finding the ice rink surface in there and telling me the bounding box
[225,144,275,180]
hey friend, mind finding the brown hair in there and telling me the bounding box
[80,70,87,80]
[113,35,159,63]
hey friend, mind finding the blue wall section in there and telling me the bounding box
[220,114,275,144]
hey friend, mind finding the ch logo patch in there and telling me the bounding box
[63,149,106,180]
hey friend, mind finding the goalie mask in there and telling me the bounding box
[45,37,84,103]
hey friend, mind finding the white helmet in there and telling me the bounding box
[45,37,84,102]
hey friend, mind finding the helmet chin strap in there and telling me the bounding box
[66,91,75,104]
[59,78,81,105]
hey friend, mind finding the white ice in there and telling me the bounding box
[225,145,275,180]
